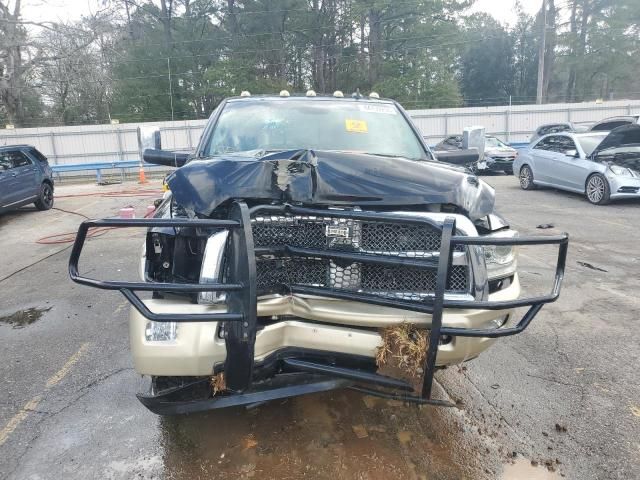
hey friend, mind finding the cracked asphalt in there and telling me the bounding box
[0,177,638,480]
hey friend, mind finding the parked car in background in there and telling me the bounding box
[529,122,594,143]
[433,134,517,174]
[589,115,640,132]
[0,145,54,213]
[514,124,640,205]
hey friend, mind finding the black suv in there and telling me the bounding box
[0,145,54,213]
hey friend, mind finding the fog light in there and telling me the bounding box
[486,315,509,329]
[145,321,177,342]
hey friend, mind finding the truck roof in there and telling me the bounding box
[225,93,394,104]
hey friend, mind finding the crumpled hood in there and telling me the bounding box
[166,149,495,220]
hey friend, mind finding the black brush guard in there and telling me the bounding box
[69,202,568,414]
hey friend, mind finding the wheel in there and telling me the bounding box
[518,165,536,190]
[34,182,54,210]
[585,173,611,205]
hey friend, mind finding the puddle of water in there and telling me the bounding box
[0,307,52,328]
[158,389,500,480]
[502,458,562,480]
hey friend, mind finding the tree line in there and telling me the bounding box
[1,0,639,128]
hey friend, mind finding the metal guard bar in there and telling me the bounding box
[69,204,568,404]
[248,205,568,401]
[68,217,247,323]
[250,204,569,340]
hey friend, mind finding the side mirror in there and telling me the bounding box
[142,149,189,167]
[565,149,579,158]
[137,126,162,151]
[463,126,486,160]
[434,148,480,166]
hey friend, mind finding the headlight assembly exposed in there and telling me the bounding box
[483,229,518,280]
[198,230,229,304]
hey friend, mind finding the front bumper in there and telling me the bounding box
[480,157,515,172]
[607,174,640,200]
[130,275,520,376]
[69,204,568,411]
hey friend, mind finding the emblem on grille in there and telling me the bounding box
[325,225,350,238]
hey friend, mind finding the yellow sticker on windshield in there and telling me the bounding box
[345,118,368,133]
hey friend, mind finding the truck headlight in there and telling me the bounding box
[198,230,229,304]
[483,229,518,280]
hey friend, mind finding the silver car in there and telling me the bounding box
[514,125,640,205]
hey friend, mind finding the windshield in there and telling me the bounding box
[485,136,508,148]
[577,134,608,156]
[203,99,427,160]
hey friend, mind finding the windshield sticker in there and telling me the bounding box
[345,119,368,133]
[358,104,397,115]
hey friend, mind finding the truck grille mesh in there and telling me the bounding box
[361,222,441,252]
[253,219,326,250]
[252,215,470,299]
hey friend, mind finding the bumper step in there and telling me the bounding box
[282,358,414,391]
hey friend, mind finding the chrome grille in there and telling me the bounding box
[252,214,470,299]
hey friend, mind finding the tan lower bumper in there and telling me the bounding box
[130,275,520,376]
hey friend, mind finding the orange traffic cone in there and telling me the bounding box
[138,165,147,184]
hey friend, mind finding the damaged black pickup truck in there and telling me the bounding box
[69,93,568,414]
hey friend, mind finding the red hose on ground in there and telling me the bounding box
[36,198,159,245]
[36,227,116,245]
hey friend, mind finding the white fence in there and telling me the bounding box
[0,119,208,167]
[412,99,640,143]
[1,99,639,167]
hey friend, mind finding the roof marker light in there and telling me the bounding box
[240,90,251,97]
[333,90,344,98]
[280,90,290,97]
[369,92,380,99]
[306,89,317,97]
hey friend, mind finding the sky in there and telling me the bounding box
[469,0,542,25]
[20,0,543,26]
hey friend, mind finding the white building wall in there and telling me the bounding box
[1,100,639,166]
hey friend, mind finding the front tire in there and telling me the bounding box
[519,165,536,190]
[585,173,611,205]
[34,182,54,210]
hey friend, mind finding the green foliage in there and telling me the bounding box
[106,0,470,121]
[3,0,640,126]
[459,14,515,106]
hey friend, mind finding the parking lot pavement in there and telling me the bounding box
[0,177,638,480]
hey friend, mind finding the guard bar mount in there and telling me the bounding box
[69,201,568,409]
